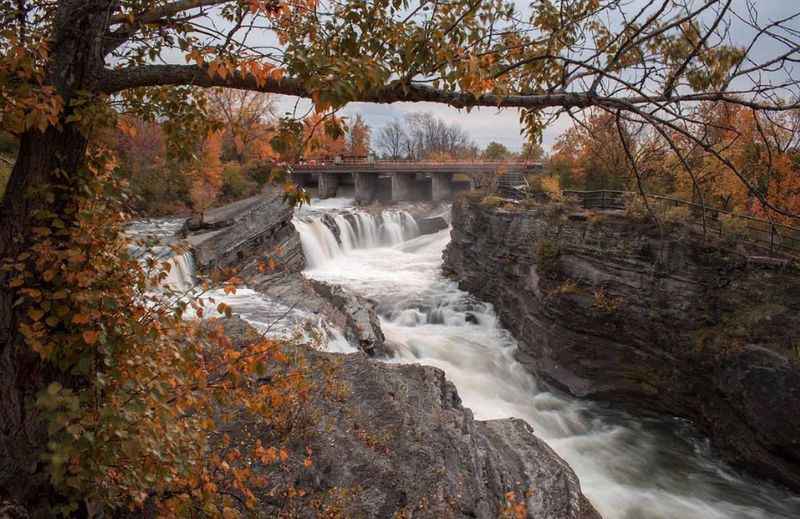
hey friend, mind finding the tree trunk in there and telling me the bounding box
[0,1,115,511]
[0,126,91,512]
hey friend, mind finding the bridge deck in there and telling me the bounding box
[293,161,539,175]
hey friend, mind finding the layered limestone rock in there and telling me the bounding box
[306,279,387,356]
[443,194,800,491]
[188,190,305,275]
[221,318,601,519]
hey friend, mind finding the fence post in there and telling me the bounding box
[601,190,606,210]
[770,223,774,256]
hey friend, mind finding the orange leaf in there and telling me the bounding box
[82,330,98,345]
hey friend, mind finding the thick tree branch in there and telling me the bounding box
[110,0,229,25]
[97,64,800,113]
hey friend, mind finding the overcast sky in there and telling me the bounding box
[221,0,798,154]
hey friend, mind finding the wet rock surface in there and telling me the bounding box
[306,279,387,356]
[443,194,800,492]
[220,318,601,519]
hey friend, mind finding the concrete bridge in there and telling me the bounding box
[292,160,542,203]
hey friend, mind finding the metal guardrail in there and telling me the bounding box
[560,190,800,259]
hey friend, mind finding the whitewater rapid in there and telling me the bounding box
[294,198,800,519]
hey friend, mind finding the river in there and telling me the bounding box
[289,199,800,519]
[135,199,800,518]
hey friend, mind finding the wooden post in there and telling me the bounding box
[770,223,775,256]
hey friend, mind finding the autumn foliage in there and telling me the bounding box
[1,136,321,515]
[548,105,800,227]
[191,131,225,221]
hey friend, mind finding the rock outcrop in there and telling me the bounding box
[221,318,600,519]
[443,194,800,491]
[188,190,304,275]
[306,279,388,356]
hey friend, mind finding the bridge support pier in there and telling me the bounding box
[354,172,376,204]
[392,173,416,202]
[292,172,313,187]
[318,173,339,199]
[431,173,453,201]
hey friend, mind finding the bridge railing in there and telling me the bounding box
[292,160,543,170]
[560,189,800,259]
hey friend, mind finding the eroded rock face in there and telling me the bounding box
[221,318,601,519]
[306,279,387,356]
[188,191,304,275]
[443,195,800,491]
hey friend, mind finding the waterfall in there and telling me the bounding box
[294,218,343,268]
[295,209,421,269]
[334,214,357,252]
[162,252,196,293]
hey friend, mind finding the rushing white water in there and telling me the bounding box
[161,252,196,293]
[126,218,197,293]
[294,207,421,267]
[127,217,352,350]
[296,198,800,519]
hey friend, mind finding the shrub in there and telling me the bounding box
[535,239,561,277]
[539,175,564,201]
[719,213,749,238]
[587,213,606,226]
[244,160,273,187]
[592,287,623,314]
[480,195,505,208]
[553,279,581,295]
[221,162,257,201]
[662,205,691,224]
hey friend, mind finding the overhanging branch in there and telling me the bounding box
[97,64,800,113]
[110,0,230,26]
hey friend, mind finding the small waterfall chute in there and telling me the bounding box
[294,218,343,268]
[334,214,357,252]
[162,252,196,293]
[295,208,422,269]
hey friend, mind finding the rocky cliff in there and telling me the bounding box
[220,318,600,519]
[443,194,800,492]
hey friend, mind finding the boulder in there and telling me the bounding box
[307,279,387,356]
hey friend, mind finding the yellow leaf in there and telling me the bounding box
[28,308,44,321]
